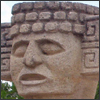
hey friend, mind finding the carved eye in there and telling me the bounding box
[37,40,64,55]
[12,41,29,57]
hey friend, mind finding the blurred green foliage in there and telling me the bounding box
[1,81,99,99]
[95,83,99,99]
[1,81,24,99]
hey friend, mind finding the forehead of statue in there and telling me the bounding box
[12,32,77,46]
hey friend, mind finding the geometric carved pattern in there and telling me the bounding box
[83,49,99,68]
[83,19,99,42]
[87,25,95,36]
[81,17,99,75]
[1,59,10,71]
[1,23,12,81]
[82,48,99,74]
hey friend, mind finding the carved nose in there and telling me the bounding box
[23,54,42,68]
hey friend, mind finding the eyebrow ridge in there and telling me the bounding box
[12,40,29,49]
[35,38,64,49]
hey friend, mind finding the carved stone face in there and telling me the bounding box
[10,32,82,97]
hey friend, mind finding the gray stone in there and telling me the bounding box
[26,12,38,21]
[32,23,44,32]
[54,11,66,20]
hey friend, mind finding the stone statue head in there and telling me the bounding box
[1,1,99,99]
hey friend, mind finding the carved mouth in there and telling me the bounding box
[19,74,47,85]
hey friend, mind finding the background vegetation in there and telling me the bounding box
[1,81,99,99]
[1,81,24,99]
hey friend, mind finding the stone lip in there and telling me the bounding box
[19,73,48,86]
[1,23,11,28]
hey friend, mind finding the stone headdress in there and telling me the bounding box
[1,1,99,81]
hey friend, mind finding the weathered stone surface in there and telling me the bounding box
[59,22,72,32]
[1,65,9,71]
[82,48,99,70]
[10,25,19,37]
[94,7,99,15]
[15,13,25,23]
[1,47,11,53]
[20,24,31,34]
[12,3,21,14]
[1,1,99,99]
[2,59,10,67]
[1,23,11,28]
[73,24,86,34]
[1,23,13,82]
[45,22,58,32]
[11,15,15,25]
[73,3,86,12]
[1,53,10,59]
[54,11,66,20]
[68,11,78,21]
[46,1,59,9]
[6,40,12,46]
[34,2,45,9]
[1,71,12,81]
[32,23,44,32]
[21,2,33,11]
[79,13,87,23]
[86,5,94,14]
[83,20,99,42]
[5,34,12,40]
[61,2,73,10]
[39,12,52,20]
[1,41,6,47]
[82,42,99,48]
[26,12,38,21]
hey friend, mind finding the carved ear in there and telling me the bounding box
[1,23,12,81]
[81,15,99,80]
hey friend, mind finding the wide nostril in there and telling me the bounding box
[23,56,42,68]
[23,58,33,66]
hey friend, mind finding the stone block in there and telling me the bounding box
[94,7,99,15]
[73,24,86,34]
[32,23,44,32]
[68,11,78,21]
[12,3,21,14]
[59,22,72,32]
[39,12,52,20]
[26,12,38,21]
[45,22,58,32]
[86,5,94,14]
[79,13,87,23]
[54,11,66,20]
[46,1,59,9]
[15,13,25,23]
[20,24,31,34]
[61,2,73,10]
[73,3,86,12]
[21,2,33,11]
[10,25,19,38]
[34,2,45,9]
